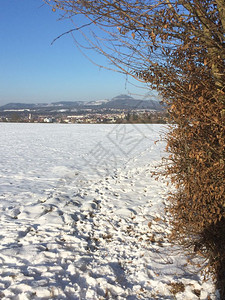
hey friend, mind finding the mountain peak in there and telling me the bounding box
[111,94,135,101]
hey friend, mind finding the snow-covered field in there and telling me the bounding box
[0,123,216,299]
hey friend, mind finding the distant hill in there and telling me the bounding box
[51,101,84,107]
[0,95,163,111]
[104,95,162,110]
[0,103,36,110]
[85,99,110,106]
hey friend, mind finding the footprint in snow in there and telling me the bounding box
[8,208,21,219]
[17,226,32,239]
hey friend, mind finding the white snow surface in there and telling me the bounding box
[0,123,217,299]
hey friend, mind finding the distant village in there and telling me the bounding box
[0,109,168,124]
[0,95,168,124]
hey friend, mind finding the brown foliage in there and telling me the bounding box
[168,282,185,295]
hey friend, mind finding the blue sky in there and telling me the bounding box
[0,0,150,106]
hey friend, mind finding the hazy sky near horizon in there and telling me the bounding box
[0,0,151,106]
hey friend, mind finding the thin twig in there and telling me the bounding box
[51,18,102,45]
